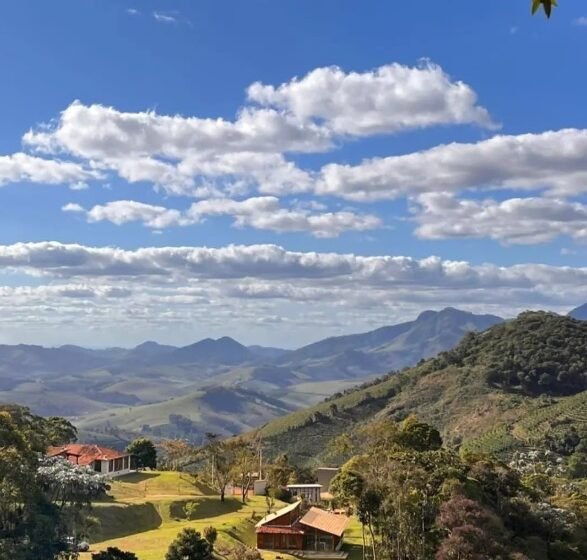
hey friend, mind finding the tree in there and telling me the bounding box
[398,416,443,452]
[266,453,293,490]
[92,547,138,560]
[159,439,195,471]
[46,416,78,445]
[205,435,233,502]
[230,438,260,503]
[126,438,157,470]
[203,526,218,548]
[166,528,213,560]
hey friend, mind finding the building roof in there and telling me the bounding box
[255,500,301,528]
[256,525,305,535]
[299,507,350,537]
[287,484,323,488]
[47,444,128,466]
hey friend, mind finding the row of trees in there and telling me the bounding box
[329,416,587,560]
[155,432,316,504]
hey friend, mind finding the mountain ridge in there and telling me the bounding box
[257,311,587,465]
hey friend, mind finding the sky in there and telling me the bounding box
[1,0,587,348]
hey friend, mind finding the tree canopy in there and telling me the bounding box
[432,312,587,396]
[329,417,587,559]
[166,528,214,560]
[126,438,157,470]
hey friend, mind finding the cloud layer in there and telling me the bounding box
[0,241,585,346]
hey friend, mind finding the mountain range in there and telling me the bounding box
[0,307,504,444]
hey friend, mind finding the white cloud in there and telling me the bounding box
[152,11,178,23]
[0,152,100,187]
[127,8,140,16]
[23,101,332,159]
[65,197,382,238]
[188,197,382,238]
[0,241,585,293]
[62,203,84,213]
[248,62,496,136]
[1,241,586,346]
[19,63,491,197]
[413,193,587,245]
[317,129,587,200]
[573,17,587,26]
[85,200,187,229]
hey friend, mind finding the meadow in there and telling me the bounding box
[82,471,362,560]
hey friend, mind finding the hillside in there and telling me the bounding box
[258,311,587,465]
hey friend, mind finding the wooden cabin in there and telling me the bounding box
[256,502,350,553]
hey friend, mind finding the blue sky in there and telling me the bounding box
[1,0,587,347]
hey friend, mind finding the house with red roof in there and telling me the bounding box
[256,501,350,557]
[47,444,133,477]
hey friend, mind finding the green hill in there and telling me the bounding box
[258,311,587,464]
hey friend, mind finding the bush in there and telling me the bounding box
[166,528,213,560]
[92,547,138,560]
[203,526,218,547]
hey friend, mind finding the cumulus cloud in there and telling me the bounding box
[64,197,382,238]
[19,62,492,197]
[0,152,100,187]
[23,101,332,159]
[414,193,587,244]
[248,62,496,136]
[317,129,587,200]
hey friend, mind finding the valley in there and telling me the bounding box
[0,307,503,444]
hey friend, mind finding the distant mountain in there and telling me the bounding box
[569,303,587,320]
[259,311,587,465]
[251,307,505,382]
[165,336,255,365]
[248,345,290,360]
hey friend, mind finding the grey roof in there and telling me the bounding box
[255,500,301,528]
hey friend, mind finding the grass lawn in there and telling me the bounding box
[82,471,295,560]
[83,471,359,560]
[103,470,211,502]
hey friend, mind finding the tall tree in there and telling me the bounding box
[126,438,157,470]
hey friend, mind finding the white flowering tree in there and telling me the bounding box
[37,456,109,549]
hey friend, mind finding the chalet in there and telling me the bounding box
[47,444,133,477]
[256,501,350,555]
[287,483,323,503]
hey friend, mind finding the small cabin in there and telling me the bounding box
[256,501,350,555]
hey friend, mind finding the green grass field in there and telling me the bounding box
[82,471,364,560]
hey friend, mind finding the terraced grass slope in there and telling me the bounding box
[258,312,587,464]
